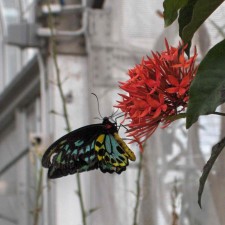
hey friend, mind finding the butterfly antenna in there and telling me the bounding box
[114,113,125,120]
[110,108,119,118]
[114,113,126,125]
[119,123,129,132]
[91,93,103,119]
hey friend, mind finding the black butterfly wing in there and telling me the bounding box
[42,124,105,178]
[42,121,136,178]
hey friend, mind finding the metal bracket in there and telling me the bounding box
[6,22,44,48]
[37,0,87,37]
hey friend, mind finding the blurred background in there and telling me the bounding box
[0,0,225,225]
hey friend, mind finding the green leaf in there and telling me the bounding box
[178,0,197,56]
[198,137,225,208]
[163,0,188,27]
[179,0,224,43]
[186,39,225,128]
[178,0,197,39]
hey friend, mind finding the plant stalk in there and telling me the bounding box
[46,1,86,225]
[34,167,43,225]
[133,151,143,225]
[212,112,225,116]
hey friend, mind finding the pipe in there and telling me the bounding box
[41,4,84,14]
[37,0,87,37]
[37,50,49,225]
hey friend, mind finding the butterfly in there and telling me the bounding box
[42,117,136,178]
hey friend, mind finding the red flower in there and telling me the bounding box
[116,40,198,146]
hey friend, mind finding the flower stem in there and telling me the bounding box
[46,1,86,225]
[133,151,143,225]
[33,166,43,225]
[170,179,179,225]
[46,2,71,132]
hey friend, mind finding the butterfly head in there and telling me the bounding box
[102,117,118,133]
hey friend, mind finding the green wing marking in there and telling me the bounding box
[46,138,98,178]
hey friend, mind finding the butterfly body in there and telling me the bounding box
[42,117,136,178]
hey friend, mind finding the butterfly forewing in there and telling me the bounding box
[42,124,104,178]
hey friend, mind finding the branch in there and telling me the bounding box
[198,136,225,208]
[46,1,87,224]
[133,150,143,225]
[212,112,225,116]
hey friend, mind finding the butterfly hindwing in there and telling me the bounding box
[94,133,135,174]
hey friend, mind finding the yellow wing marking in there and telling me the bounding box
[113,133,136,161]
[95,134,105,160]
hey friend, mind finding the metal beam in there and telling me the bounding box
[0,149,28,177]
[0,55,40,132]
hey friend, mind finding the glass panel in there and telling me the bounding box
[21,0,35,22]
[0,124,20,225]
[0,38,4,93]
[1,0,21,87]
[22,48,37,67]
[20,0,36,66]
[121,0,164,46]
[0,0,36,91]
[1,0,20,24]
[4,46,21,86]
[0,165,19,225]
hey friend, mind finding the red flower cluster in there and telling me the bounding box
[117,40,198,145]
